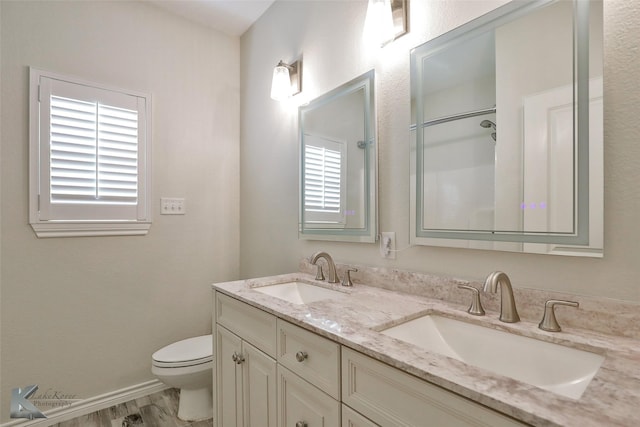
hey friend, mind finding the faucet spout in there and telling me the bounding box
[483,271,520,323]
[310,251,339,283]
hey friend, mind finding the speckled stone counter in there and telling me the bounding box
[212,267,640,427]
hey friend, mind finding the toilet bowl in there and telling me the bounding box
[151,335,213,421]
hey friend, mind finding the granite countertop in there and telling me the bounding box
[212,272,640,427]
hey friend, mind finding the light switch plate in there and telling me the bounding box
[160,197,186,215]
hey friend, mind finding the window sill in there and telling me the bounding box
[31,221,151,238]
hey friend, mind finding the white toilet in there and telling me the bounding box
[151,335,213,421]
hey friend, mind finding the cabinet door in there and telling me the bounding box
[217,326,243,427]
[278,365,340,427]
[342,404,379,427]
[243,341,277,427]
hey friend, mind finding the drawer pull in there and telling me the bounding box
[231,352,245,364]
[295,351,308,362]
[295,421,308,427]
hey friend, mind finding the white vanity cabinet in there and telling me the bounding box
[215,293,278,427]
[214,290,530,427]
[215,292,340,427]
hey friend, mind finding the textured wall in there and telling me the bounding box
[0,1,239,420]
[240,0,639,303]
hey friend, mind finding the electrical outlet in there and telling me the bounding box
[380,231,396,259]
[160,197,186,215]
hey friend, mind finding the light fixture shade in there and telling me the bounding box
[271,63,292,101]
[367,0,395,46]
[364,0,407,47]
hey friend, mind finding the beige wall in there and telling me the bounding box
[240,0,640,303]
[0,0,239,420]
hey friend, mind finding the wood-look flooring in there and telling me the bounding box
[51,388,213,427]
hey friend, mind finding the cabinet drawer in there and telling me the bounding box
[342,404,379,427]
[216,292,277,358]
[342,348,529,427]
[278,365,340,427]
[277,319,341,399]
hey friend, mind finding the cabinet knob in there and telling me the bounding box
[231,352,245,364]
[295,351,308,362]
[295,421,308,427]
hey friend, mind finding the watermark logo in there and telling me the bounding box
[30,388,80,410]
[10,385,46,420]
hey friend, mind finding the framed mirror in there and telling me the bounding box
[299,70,378,242]
[410,0,603,256]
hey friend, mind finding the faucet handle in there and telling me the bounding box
[342,268,358,287]
[458,285,485,316]
[538,299,579,332]
[314,264,325,281]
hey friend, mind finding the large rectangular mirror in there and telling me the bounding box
[299,70,378,242]
[410,0,603,256]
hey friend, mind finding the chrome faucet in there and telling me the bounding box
[483,271,520,323]
[310,251,339,283]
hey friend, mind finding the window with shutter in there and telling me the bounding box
[303,135,346,225]
[29,68,152,237]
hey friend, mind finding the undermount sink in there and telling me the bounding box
[252,281,346,305]
[380,314,604,399]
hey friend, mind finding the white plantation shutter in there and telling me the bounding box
[97,104,139,203]
[305,144,341,211]
[49,97,139,205]
[30,68,151,237]
[303,135,346,224]
[49,96,98,202]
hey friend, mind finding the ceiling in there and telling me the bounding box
[144,0,277,36]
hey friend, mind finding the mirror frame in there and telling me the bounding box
[410,0,596,246]
[299,70,378,242]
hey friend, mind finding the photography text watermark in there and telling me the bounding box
[10,385,81,419]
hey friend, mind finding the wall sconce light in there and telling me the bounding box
[270,59,302,101]
[365,0,408,47]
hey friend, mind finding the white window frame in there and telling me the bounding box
[29,68,152,237]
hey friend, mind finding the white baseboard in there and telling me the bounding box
[1,380,169,427]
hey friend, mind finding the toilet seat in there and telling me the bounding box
[152,335,212,368]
